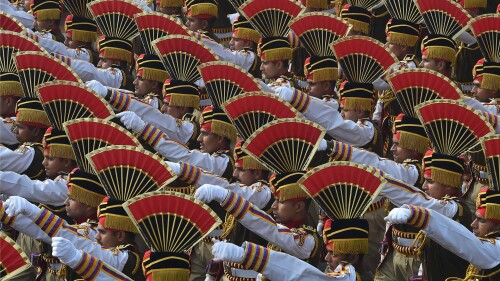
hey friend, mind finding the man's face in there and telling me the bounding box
[157,6,181,16]
[387,42,407,61]
[340,108,362,122]
[307,80,333,99]
[271,198,300,224]
[97,57,114,69]
[35,19,55,31]
[471,210,500,238]
[185,17,205,32]
[197,129,221,153]
[95,222,122,248]
[260,60,281,80]
[324,249,348,272]
[422,177,449,199]
[229,37,250,51]
[42,151,69,179]
[64,36,80,49]
[419,55,440,72]
[472,79,498,103]
[133,75,156,98]
[390,138,418,164]
[0,96,17,117]
[13,122,38,143]
[233,167,258,186]
[64,192,92,219]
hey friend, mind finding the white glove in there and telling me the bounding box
[318,139,327,151]
[384,207,412,224]
[166,161,181,175]
[52,237,82,267]
[116,111,147,133]
[211,240,244,263]
[85,80,108,98]
[316,222,324,236]
[194,184,229,203]
[4,196,41,219]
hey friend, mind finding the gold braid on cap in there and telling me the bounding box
[36,81,114,131]
[14,51,81,99]
[222,92,299,140]
[289,12,351,57]
[63,118,142,174]
[198,61,262,109]
[135,12,190,55]
[416,100,494,157]
[153,35,219,83]
[87,145,177,201]
[387,69,463,118]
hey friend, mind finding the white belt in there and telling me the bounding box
[230,268,259,279]
[208,228,223,237]
[396,237,420,248]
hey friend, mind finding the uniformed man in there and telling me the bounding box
[339,0,379,36]
[30,0,64,42]
[133,54,169,109]
[184,0,219,41]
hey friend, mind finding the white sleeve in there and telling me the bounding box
[275,88,373,147]
[0,117,19,146]
[7,215,51,243]
[201,38,256,71]
[154,138,229,176]
[221,192,315,260]
[240,242,345,281]
[418,208,500,269]
[0,172,68,206]
[108,92,194,144]
[0,1,34,28]
[382,178,458,218]
[372,100,383,125]
[32,34,91,62]
[329,142,421,186]
[69,251,133,281]
[68,59,123,88]
[194,169,272,209]
[0,145,35,174]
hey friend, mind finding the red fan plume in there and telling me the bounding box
[299,162,386,219]
[0,232,31,280]
[222,92,299,140]
[0,31,44,73]
[87,145,177,200]
[414,0,471,38]
[124,191,222,252]
[152,35,219,83]
[198,61,262,108]
[468,14,500,62]
[0,12,25,33]
[15,51,81,98]
[87,0,144,40]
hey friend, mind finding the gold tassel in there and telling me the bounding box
[0,81,23,97]
[345,19,369,35]
[234,28,261,44]
[332,239,368,255]
[278,183,309,202]
[304,0,329,9]
[425,46,457,65]
[486,204,500,221]
[242,157,267,170]
[211,120,237,142]
[48,144,76,160]
[312,68,339,83]
[151,268,190,281]
[398,132,429,155]
[168,94,200,108]
[69,185,106,208]
[163,186,195,195]
[431,168,462,189]
[221,213,236,240]
[159,0,184,7]
[71,30,97,43]
[102,48,132,64]
[103,214,138,233]
[342,98,373,112]
[387,32,419,48]
[35,9,61,21]
[462,0,487,9]
[140,68,169,83]
[481,73,500,92]
[262,48,293,62]
[16,109,51,128]
[189,3,218,18]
